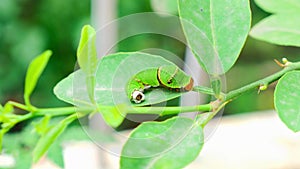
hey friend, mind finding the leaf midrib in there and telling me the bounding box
[209,0,217,50]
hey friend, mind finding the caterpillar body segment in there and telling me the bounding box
[127,65,194,104]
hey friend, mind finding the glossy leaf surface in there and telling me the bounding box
[178,0,251,74]
[274,71,300,132]
[120,116,204,169]
[251,0,300,47]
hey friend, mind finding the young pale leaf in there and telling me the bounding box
[0,104,3,112]
[77,25,98,103]
[3,103,14,114]
[254,0,300,14]
[24,50,52,105]
[33,116,51,136]
[178,0,251,74]
[274,71,300,132]
[33,114,76,163]
[120,116,204,169]
[250,15,300,47]
[77,25,98,75]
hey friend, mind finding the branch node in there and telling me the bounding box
[210,99,222,112]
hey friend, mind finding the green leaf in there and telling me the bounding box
[251,0,300,47]
[178,0,251,74]
[77,25,98,76]
[77,25,98,103]
[120,116,204,169]
[54,52,188,127]
[24,50,52,106]
[53,70,92,107]
[3,103,14,114]
[99,104,127,128]
[32,114,76,163]
[254,0,300,14]
[0,104,3,112]
[250,15,300,47]
[33,116,51,136]
[274,71,300,132]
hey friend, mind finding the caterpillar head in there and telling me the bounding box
[131,90,145,103]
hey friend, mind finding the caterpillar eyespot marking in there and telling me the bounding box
[126,65,194,104]
[131,90,145,104]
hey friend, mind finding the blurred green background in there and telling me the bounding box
[0,0,90,107]
[1,0,299,115]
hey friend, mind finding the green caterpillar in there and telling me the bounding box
[126,65,194,103]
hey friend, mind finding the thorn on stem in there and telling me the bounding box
[274,58,291,68]
[274,59,285,67]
